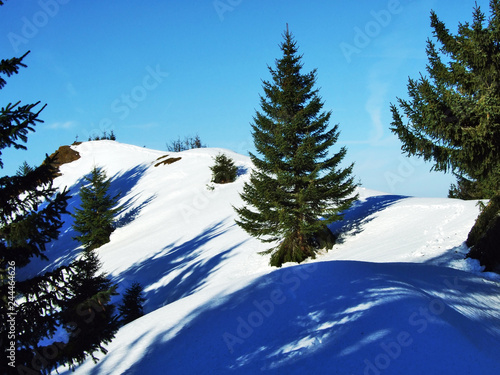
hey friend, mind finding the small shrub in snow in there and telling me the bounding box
[167,134,206,152]
[119,282,146,325]
[210,153,238,184]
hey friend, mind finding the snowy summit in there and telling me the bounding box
[20,141,500,374]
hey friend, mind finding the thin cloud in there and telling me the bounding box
[45,121,77,130]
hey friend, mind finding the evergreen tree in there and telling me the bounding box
[0,26,118,373]
[118,282,145,325]
[57,251,119,369]
[448,173,497,200]
[235,29,358,267]
[0,51,70,375]
[16,161,35,177]
[210,153,238,184]
[390,1,500,270]
[72,167,120,251]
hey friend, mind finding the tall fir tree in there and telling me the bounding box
[0,51,71,375]
[235,29,358,267]
[0,15,118,373]
[72,166,120,251]
[390,1,500,270]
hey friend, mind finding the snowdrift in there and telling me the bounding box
[20,141,499,374]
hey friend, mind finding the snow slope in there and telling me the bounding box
[22,141,499,374]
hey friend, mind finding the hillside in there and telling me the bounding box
[20,141,500,374]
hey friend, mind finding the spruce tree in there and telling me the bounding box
[235,29,358,267]
[0,51,72,375]
[72,167,120,251]
[0,26,118,373]
[118,282,145,325]
[57,251,119,369]
[16,161,35,177]
[390,1,500,270]
[210,153,238,184]
[448,173,497,200]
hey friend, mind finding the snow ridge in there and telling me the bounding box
[29,141,500,375]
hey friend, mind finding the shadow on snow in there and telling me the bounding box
[328,194,409,243]
[113,218,246,313]
[16,164,152,280]
[92,261,500,375]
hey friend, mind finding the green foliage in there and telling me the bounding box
[118,282,145,325]
[467,195,500,248]
[50,251,119,370]
[167,134,206,152]
[390,1,500,186]
[235,29,358,267]
[390,1,500,270]
[0,52,68,271]
[0,38,118,374]
[210,153,238,184]
[448,173,497,200]
[0,51,30,89]
[72,167,120,251]
[1,161,72,375]
[0,99,46,169]
[16,161,34,176]
[466,195,500,271]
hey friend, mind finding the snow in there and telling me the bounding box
[20,141,499,374]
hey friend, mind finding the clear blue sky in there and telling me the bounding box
[0,0,492,197]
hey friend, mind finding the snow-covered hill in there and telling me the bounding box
[24,141,500,374]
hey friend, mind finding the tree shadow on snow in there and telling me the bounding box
[94,261,500,375]
[113,219,246,313]
[109,164,157,229]
[16,164,152,280]
[423,243,500,280]
[237,165,249,177]
[329,194,408,243]
[423,243,470,268]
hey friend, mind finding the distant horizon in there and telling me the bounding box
[0,0,492,197]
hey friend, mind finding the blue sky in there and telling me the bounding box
[0,0,492,197]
